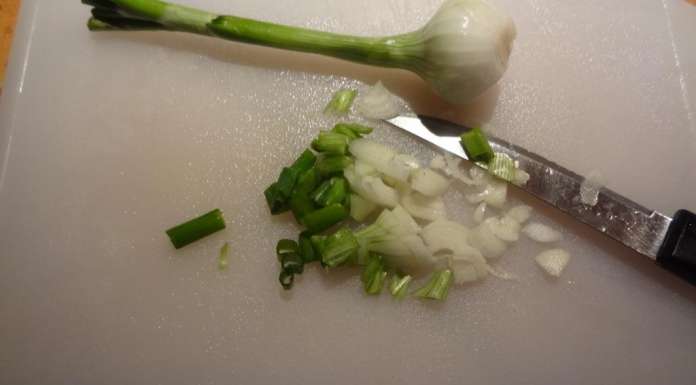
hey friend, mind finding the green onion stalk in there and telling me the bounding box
[82,0,516,104]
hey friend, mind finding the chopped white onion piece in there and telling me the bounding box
[505,205,532,224]
[468,220,508,259]
[580,170,605,206]
[356,81,401,120]
[449,254,489,284]
[401,192,447,221]
[430,155,446,170]
[473,202,487,223]
[535,249,571,277]
[486,265,518,281]
[349,139,414,182]
[513,169,530,186]
[468,165,490,186]
[354,159,378,177]
[345,167,399,208]
[350,194,377,222]
[486,217,521,242]
[466,180,507,208]
[410,168,450,197]
[377,235,435,270]
[385,205,421,235]
[522,222,562,243]
[421,219,472,255]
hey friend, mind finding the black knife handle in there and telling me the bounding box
[657,210,696,285]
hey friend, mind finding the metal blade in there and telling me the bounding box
[387,115,671,259]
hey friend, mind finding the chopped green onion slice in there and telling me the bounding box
[281,252,304,275]
[320,227,359,267]
[460,127,494,163]
[279,270,294,290]
[312,131,351,154]
[335,122,373,135]
[413,269,454,300]
[276,239,299,261]
[488,152,515,182]
[264,183,290,215]
[301,203,349,234]
[290,191,315,222]
[331,124,360,140]
[298,232,319,263]
[218,242,230,271]
[361,254,387,295]
[311,177,348,207]
[324,89,357,115]
[291,149,318,173]
[316,155,353,177]
[166,209,226,249]
[389,274,413,300]
[294,167,319,194]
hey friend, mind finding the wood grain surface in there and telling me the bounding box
[0,0,20,89]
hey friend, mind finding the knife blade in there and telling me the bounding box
[386,115,696,285]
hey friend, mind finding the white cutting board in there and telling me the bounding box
[1,1,695,384]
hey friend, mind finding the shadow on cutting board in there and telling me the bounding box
[90,32,501,127]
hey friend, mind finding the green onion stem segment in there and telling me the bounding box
[316,155,352,177]
[389,274,413,299]
[324,89,357,115]
[298,232,319,263]
[361,254,388,295]
[166,209,226,249]
[311,177,348,207]
[413,269,454,300]
[460,127,494,163]
[302,204,349,234]
[314,227,359,268]
[312,132,351,155]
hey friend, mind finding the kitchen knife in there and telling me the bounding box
[386,115,696,285]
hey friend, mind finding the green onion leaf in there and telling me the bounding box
[165,209,226,249]
[488,152,515,182]
[361,254,387,295]
[389,274,412,300]
[316,155,353,177]
[218,242,230,271]
[320,227,359,267]
[311,131,351,154]
[264,150,317,215]
[324,89,357,115]
[460,127,494,163]
[276,239,299,261]
[301,203,349,234]
[413,269,454,300]
[331,124,360,140]
[311,177,348,207]
[264,183,290,215]
[291,149,318,174]
[294,167,320,194]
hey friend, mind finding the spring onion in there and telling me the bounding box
[83,0,516,104]
[460,127,494,163]
[298,232,319,263]
[289,191,315,222]
[218,242,230,271]
[413,269,454,300]
[389,274,413,299]
[361,254,388,295]
[324,89,357,115]
[165,209,226,249]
